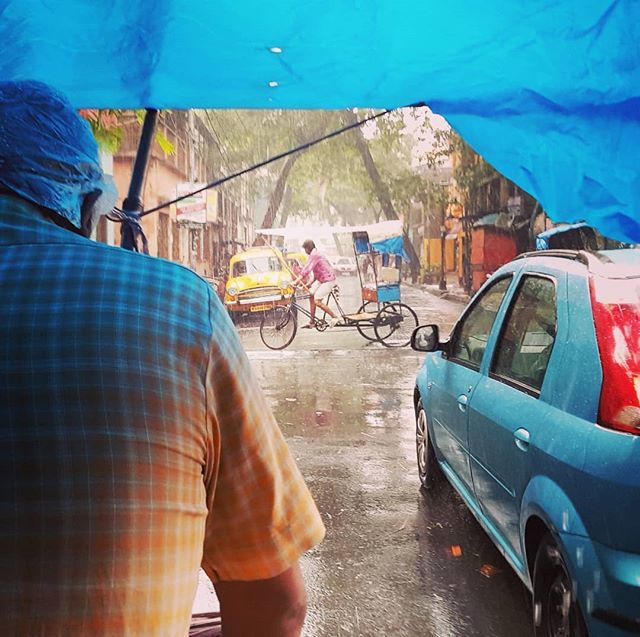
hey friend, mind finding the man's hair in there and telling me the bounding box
[302,239,315,251]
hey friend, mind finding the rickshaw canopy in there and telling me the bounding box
[1,1,639,243]
[370,237,410,263]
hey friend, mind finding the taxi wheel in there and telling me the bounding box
[533,534,588,637]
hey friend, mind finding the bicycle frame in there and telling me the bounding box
[287,287,346,330]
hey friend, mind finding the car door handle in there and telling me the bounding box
[457,394,468,411]
[514,428,530,452]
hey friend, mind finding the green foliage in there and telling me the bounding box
[79,109,174,155]
[154,129,175,155]
[197,106,460,227]
[80,109,123,153]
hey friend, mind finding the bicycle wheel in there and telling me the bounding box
[355,302,377,341]
[373,302,418,347]
[260,306,297,350]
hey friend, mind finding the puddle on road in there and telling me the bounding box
[226,288,530,636]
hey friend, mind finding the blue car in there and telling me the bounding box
[411,249,640,637]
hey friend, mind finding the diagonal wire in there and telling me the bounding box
[203,110,231,172]
[137,105,415,218]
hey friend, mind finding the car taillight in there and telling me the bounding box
[589,275,640,434]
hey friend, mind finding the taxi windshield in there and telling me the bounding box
[233,256,281,277]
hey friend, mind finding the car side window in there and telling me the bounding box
[491,275,557,393]
[449,276,512,369]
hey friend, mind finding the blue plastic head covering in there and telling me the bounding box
[0,80,117,230]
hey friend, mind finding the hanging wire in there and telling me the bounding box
[107,106,413,222]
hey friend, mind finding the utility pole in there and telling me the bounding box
[438,183,447,291]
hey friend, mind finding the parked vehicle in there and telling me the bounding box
[224,247,294,319]
[332,256,357,276]
[411,249,640,637]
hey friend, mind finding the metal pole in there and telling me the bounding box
[120,109,158,251]
[462,213,471,294]
[439,196,447,291]
[122,109,158,214]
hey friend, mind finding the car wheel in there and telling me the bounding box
[416,399,442,490]
[533,534,588,637]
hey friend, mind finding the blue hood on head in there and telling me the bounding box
[0,80,104,229]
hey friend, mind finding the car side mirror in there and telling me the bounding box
[411,325,440,352]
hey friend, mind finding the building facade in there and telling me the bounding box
[96,111,254,279]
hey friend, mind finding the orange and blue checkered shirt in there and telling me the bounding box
[0,195,325,636]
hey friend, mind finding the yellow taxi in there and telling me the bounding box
[224,247,295,315]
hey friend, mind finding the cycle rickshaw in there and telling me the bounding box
[259,230,418,349]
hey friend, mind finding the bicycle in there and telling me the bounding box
[259,283,417,350]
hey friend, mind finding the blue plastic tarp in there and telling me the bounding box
[536,222,589,250]
[1,1,639,243]
[371,236,410,262]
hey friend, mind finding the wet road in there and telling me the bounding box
[196,279,533,636]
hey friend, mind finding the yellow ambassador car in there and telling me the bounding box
[224,247,295,317]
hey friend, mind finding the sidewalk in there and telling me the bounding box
[403,273,470,304]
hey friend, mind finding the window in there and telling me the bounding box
[450,277,512,369]
[492,276,557,393]
[232,257,281,277]
[232,261,247,276]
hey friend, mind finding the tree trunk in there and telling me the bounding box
[344,111,421,281]
[259,153,299,230]
[278,185,293,228]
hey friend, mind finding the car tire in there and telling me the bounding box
[533,533,588,637]
[416,399,442,491]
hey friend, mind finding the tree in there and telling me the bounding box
[79,109,174,155]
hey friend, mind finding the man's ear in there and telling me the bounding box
[79,190,102,238]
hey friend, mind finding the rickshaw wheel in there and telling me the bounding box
[355,302,377,341]
[260,306,297,350]
[374,302,418,347]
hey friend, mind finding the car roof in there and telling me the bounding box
[286,252,307,260]
[229,247,283,263]
[515,248,640,279]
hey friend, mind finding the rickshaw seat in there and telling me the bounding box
[380,266,400,283]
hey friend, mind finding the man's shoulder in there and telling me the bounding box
[67,240,213,304]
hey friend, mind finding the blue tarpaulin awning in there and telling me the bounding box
[371,236,410,262]
[1,1,639,243]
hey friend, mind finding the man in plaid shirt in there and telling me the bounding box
[0,81,325,636]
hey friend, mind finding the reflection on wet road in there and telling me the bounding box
[250,283,532,636]
[198,281,532,635]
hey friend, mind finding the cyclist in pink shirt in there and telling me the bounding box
[292,239,340,328]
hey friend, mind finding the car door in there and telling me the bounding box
[468,273,559,561]
[428,276,513,493]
